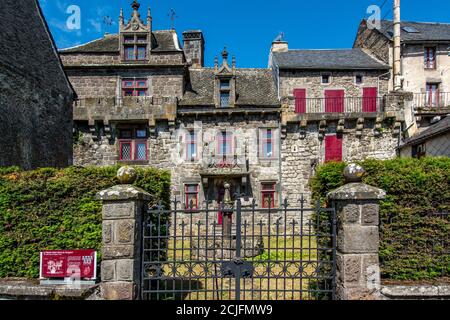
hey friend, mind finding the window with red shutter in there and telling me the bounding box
[325,90,344,113]
[325,135,343,162]
[362,87,378,112]
[294,89,306,114]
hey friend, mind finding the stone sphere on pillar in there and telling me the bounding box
[117,166,138,184]
[343,163,365,183]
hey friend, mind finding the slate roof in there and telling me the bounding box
[180,68,279,107]
[400,116,450,148]
[377,20,450,42]
[272,48,389,70]
[60,30,181,53]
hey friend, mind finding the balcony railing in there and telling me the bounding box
[293,97,384,114]
[413,92,450,112]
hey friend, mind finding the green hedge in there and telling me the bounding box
[311,157,450,280]
[0,166,171,278]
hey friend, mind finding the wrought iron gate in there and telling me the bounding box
[141,197,336,300]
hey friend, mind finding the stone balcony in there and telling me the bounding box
[73,96,177,126]
[199,154,248,177]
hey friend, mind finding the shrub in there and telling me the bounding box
[310,157,450,280]
[0,165,171,278]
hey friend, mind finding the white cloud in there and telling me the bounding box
[88,19,102,33]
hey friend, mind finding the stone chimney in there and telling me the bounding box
[183,30,205,68]
[271,41,288,53]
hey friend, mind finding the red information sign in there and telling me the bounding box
[40,250,97,280]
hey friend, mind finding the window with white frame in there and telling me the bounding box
[260,128,276,159]
[186,130,197,161]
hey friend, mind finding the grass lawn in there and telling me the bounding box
[143,235,333,300]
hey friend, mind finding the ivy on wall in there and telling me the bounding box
[0,166,170,278]
[311,157,450,280]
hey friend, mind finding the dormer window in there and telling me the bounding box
[214,48,236,108]
[219,80,231,107]
[123,34,148,61]
[220,80,230,90]
[220,93,230,107]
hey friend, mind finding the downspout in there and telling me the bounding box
[393,0,402,91]
[278,118,282,206]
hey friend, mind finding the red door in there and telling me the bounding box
[325,135,343,162]
[363,87,378,112]
[294,89,306,114]
[325,90,344,113]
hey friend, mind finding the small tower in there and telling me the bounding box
[214,47,237,108]
[119,1,152,62]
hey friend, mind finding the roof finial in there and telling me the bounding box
[131,0,140,11]
[222,47,229,60]
[214,56,219,70]
[232,55,236,69]
[119,8,124,25]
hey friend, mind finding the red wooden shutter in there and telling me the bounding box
[294,89,306,114]
[325,90,344,113]
[325,135,343,162]
[363,87,378,112]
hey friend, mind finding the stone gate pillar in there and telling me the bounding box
[328,164,386,300]
[96,167,151,300]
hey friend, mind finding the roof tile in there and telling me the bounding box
[272,48,389,70]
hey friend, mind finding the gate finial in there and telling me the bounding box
[117,166,137,184]
[343,163,365,183]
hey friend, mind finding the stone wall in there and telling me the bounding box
[281,120,398,206]
[0,0,74,170]
[60,51,184,67]
[74,133,117,166]
[353,22,391,64]
[60,53,120,66]
[66,69,184,99]
[170,114,281,209]
[280,69,390,113]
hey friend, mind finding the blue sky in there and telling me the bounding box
[39,0,450,68]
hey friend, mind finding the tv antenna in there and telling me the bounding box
[168,8,178,30]
[274,32,285,42]
[103,15,113,27]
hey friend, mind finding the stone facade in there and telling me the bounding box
[62,2,409,211]
[281,121,398,206]
[279,69,389,105]
[0,0,74,170]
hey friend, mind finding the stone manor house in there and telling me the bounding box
[59,1,449,210]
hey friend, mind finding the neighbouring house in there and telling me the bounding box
[0,0,75,170]
[354,19,450,128]
[398,115,450,158]
[61,1,411,210]
[269,41,406,204]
